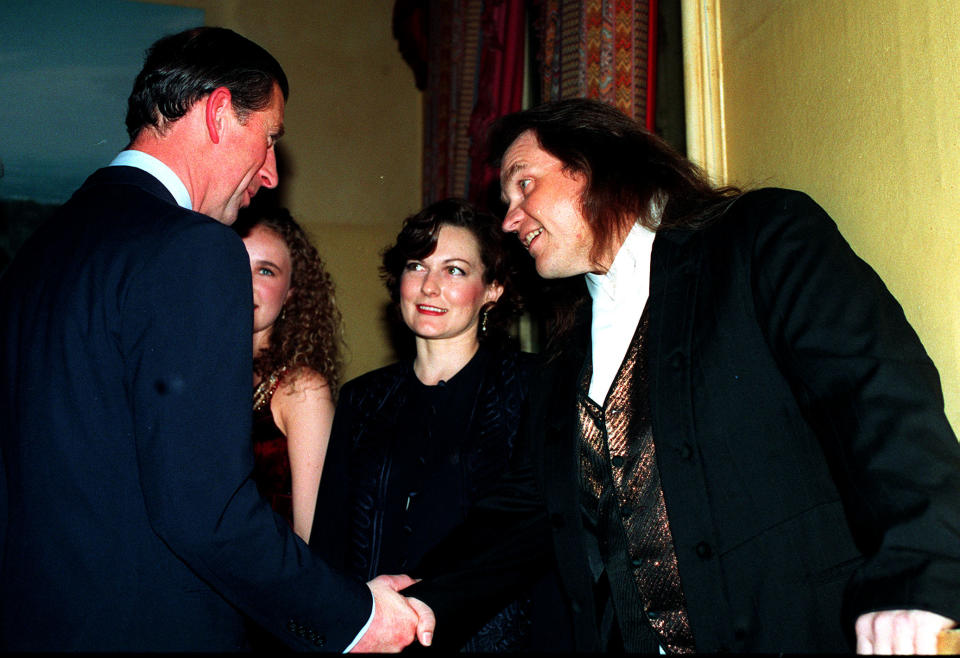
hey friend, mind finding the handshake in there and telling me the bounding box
[350,575,436,653]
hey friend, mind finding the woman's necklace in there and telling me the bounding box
[252,367,288,411]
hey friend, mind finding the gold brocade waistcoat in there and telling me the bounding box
[577,310,695,653]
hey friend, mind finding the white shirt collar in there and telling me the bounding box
[108,150,192,211]
[585,221,656,304]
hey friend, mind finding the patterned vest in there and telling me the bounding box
[577,310,695,653]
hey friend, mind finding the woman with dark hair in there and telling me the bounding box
[235,208,342,542]
[311,198,555,651]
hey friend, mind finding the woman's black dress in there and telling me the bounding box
[313,346,568,651]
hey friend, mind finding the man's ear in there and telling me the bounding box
[204,87,233,145]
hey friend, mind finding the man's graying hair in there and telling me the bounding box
[125,26,288,141]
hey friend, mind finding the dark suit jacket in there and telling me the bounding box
[0,167,370,651]
[407,188,960,652]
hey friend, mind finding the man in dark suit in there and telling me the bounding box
[402,99,960,653]
[0,27,431,651]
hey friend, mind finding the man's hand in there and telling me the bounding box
[856,609,955,654]
[350,574,435,653]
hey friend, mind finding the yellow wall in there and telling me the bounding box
[717,0,960,431]
[142,0,423,381]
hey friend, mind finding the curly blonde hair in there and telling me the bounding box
[235,208,343,396]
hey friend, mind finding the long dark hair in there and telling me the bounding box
[485,99,744,350]
[234,208,343,396]
[381,198,524,346]
[487,98,741,267]
[126,27,289,140]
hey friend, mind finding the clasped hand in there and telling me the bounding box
[856,609,955,654]
[350,574,435,653]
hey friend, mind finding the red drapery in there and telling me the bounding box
[467,0,526,210]
[393,0,526,210]
[393,0,657,208]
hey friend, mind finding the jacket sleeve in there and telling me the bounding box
[404,405,555,649]
[745,190,960,626]
[122,219,371,651]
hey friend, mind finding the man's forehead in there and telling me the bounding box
[503,131,538,157]
[500,135,534,175]
[266,84,285,120]
[500,160,527,185]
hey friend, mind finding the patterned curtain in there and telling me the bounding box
[532,0,657,129]
[392,0,656,206]
[393,0,526,210]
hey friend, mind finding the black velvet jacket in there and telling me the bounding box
[312,346,545,650]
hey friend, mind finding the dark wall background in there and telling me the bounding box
[0,0,202,272]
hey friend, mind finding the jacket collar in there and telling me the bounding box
[79,166,180,208]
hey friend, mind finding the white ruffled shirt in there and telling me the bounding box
[584,221,657,405]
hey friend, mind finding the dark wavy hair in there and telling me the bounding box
[234,208,343,396]
[381,198,523,344]
[125,26,289,140]
[487,98,741,268]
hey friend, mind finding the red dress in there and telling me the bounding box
[251,370,293,525]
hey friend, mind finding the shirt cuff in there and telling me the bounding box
[342,590,376,653]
